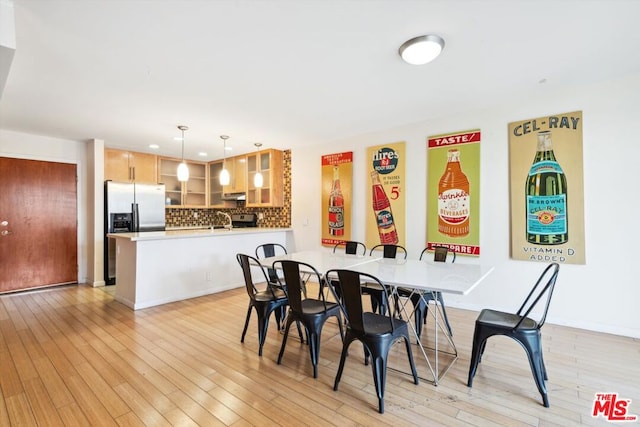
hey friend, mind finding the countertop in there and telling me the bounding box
[107,227,293,241]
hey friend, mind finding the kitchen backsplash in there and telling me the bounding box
[165,149,291,228]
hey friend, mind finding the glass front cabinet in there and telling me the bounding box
[246,149,284,207]
[159,157,207,207]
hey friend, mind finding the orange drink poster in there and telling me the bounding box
[509,111,585,264]
[365,142,405,248]
[321,151,353,246]
[427,130,481,256]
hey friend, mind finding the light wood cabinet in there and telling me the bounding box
[105,149,157,183]
[159,157,207,207]
[222,155,247,194]
[246,148,284,207]
[208,160,225,207]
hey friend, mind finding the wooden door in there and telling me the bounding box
[0,157,78,293]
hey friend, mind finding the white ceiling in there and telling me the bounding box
[1,0,639,160]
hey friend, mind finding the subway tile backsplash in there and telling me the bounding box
[165,150,291,228]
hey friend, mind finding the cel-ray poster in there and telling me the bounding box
[509,111,585,264]
[321,151,353,247]
[365,142,405,248]
[427,130,481,256]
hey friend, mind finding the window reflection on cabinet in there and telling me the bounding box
[159,157,207,207]
[223,156,247,194]
[246,149,283,207]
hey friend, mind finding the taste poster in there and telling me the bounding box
[321,151,353,247]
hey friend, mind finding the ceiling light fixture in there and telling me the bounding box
[177,125,189,182]
[219,135,230,186]
[253,143,263,188]
[398,34,445,65]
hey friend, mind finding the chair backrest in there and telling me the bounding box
[327,269,395,334]
[515,263,560,330]
[420,246,456,263]
[237,253,272,299]
[255,243,287,283]
[333,241,366,255]
[370,244,407,259]
[273,260,328,313]
[255,243,287,259]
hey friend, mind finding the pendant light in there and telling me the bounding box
[177,125,189,182]
[253,143,264,188]
[219,135,230,186]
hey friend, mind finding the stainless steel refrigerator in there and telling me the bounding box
[104,181,166,285]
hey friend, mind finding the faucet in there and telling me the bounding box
[214,211,233,230]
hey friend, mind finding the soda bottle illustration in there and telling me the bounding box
[525,130,568,245]
[438,149,470,237]
[371,170,398,244]
[328,165,344,236]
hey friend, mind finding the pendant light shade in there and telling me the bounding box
[177,125,189,182]
[219,135,230,186]
[253,143,263,188]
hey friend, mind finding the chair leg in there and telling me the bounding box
[370,353,388,414]
[334,335,356,391]
[277,315,294,365]
[256,306,273,357]
[520,335,549,407]
[308,330,320,378]
[403,334,419,385]
[467,325,486,387]
[240,303,252,343]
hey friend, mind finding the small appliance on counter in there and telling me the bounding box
[231,213,258,228]
[104,181,166,285]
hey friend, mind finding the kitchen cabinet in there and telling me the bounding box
[208,160,225,207]
[222,155,247,194]
[246,148,284,207]
[159,157,207,207]
[105,149,158,183]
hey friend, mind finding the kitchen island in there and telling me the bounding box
[107,227,293,309]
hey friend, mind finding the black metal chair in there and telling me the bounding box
[397,246,455,339]
[255,243,287,286]
[327,268,419,414]
[237,253,289,356]
[467,262,560,407]
[332,240,366,255]
[274,260,344,378]
[363,244,407,315]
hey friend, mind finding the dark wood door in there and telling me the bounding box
[0,157,78,293]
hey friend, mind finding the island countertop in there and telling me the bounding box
[108,227,293,242]
[108,227,293,309]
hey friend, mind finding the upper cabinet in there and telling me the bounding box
[208,160,225,207]
[222,155,247,194]
[159,157,207,207]
[105,149,157,183]
[246,149,284,207]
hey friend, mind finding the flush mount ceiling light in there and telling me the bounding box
[219,135,230,186]
[398,34,445,65]
[176,125,189,182]
[253,143,263,188]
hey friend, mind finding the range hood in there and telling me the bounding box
[221,192,246,201]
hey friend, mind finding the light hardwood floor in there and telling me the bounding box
[1,283,638,426]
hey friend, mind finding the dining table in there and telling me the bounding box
[256,249,494,385]
[346,257,495,385]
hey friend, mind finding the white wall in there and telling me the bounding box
[0,129,89,284]
[290,73,640,338]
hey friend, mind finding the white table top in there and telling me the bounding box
[347,258,494,295]
[258,250,381,274]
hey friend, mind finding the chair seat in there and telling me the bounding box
[301,299,340,315]
[477,309,538,330]
[361,312,407,336]
[254,288,287,302]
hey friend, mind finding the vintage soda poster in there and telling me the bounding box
[509,111,585,264]
[321,151,353,246]
[365,142,406,249]
[427,130,481,256]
